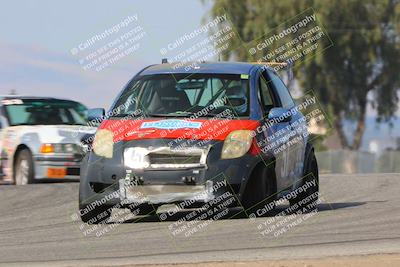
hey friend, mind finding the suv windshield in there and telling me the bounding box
[3,99,88,126]
[113,73,249,118]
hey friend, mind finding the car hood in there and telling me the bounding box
[8,125,97,144]
[99,119,259,142]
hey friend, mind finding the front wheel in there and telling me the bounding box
[14,149,35,185]
[289,148,319,212]
[242,165,276,216]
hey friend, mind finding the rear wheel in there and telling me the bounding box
[14,149,35,185]
[242,165,276,216]
[289,148,319,212]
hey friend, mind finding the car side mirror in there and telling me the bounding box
[268,107,291,123]
[87,108,105,123]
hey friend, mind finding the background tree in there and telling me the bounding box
[209,0,400,150]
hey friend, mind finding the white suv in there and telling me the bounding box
[0,96,96,184]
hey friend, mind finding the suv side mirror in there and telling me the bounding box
[87,108,105,123]
[268,107,291,123]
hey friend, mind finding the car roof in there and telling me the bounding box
[139,61,270,76]
[0,95,77,102]
[0,96,85,107]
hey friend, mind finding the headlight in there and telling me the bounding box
[93,129,114,158]
[221,130,253,159]
[40,143,80,154]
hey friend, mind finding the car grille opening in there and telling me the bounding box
[148,153,202,165]
[124,146,209,169]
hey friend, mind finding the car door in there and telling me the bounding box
[268,70,306,185]
[257,69,292,191]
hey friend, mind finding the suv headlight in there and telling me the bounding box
[221,130,253,159]
[40,143,80,154]
[93,129,114,158]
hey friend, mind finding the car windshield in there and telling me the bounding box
[112,73,250,118]
[3,99,88,126]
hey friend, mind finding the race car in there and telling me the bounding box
[79,61,319,223]
[0,96,96,184]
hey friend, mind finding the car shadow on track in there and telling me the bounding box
[109,201,366,224]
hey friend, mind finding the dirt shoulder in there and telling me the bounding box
[121,254,400,267]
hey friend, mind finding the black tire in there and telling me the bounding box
[289,147,319,212]
[242,165,276,216]
[79,204,112,224]
[14,149,35,185]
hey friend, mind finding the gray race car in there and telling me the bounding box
[79,61,319,223]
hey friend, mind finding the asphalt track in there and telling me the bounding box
[0,173,399,266]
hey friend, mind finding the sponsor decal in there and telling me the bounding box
[140,119,202,130]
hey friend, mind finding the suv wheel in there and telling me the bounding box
[14,149,34,185]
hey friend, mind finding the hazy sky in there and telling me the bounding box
[1,0,399,119]
[0,0,213,109]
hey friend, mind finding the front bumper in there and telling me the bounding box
[120,181,215,204]
[80,139,261,207]
[34,154,83,180]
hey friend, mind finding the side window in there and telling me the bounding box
[259,72,275,113]
[270,71,295,109]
